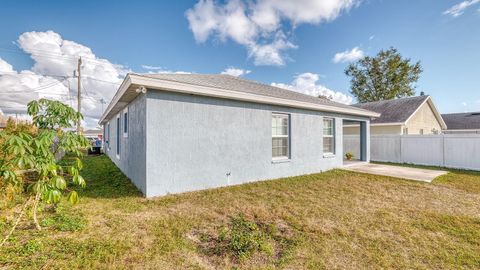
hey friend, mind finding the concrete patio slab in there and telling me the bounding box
[343,162,447,182]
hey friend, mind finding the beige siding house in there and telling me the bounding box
[344,95,446,135]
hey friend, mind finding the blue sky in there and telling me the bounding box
[0,0,479,126]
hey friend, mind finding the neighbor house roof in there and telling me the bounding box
[99,73,380,124]
[352,95,447,129]
[441,112,480,130]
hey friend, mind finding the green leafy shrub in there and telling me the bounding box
[345,152,354,160]
[217,213,272,260]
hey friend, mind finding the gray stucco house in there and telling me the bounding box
[99,73,379,197]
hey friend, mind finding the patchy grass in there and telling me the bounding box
[1,155,480,269]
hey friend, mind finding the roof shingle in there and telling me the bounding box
[137,73,372,113]
[352,95,429,124]
[441,112,480,130]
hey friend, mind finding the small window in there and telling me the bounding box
[272,113,289,159]
[123,110,128,137]
[107,123,110,150]
[323,118,335,155]
[419,129,424,135]
[403,127,409,135]
[116,116,120,158]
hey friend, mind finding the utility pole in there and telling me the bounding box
[76,57,82,134]
[100,98,106,114]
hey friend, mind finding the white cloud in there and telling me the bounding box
[0,31,128,128]
[332,47,364,63]
[271,72,353,104]
[221,67,251,77]
[443,0,480,17]
[141,65,163,70]
[462,102,468,106]
[186,0,359,66]
[369,35,375,40]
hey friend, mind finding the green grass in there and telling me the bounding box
[1,155,480,269]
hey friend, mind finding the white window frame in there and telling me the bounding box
[271,113,290,161]
[123,107,128,138]
[116,114,120,159]
[323,117,335,156]
[107,122,111,151]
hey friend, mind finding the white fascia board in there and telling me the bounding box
[129,75,381,118]
[99,75,132,124]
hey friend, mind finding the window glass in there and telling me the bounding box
[323,118,335,154]
[272,114,289,159]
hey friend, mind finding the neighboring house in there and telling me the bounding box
[344,95,446,135]
[442,112,480,134]
[0,113,8,131]
[83,128,103,139]
[99,73,379,197]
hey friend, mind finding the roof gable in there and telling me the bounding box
[353,96,430,124]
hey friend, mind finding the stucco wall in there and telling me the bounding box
[144,91,370,197]
[405,102,442,134]
[104,94,147,194]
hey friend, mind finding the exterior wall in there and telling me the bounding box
[104,94,147,194]
[145,91,370,197]
[405,102,442,134]
[344,125,402,135]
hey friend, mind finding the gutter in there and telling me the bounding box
[99,74,381,124]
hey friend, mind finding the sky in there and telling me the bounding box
[0,0,479,128]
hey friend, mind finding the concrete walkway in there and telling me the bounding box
[343,162,447,182]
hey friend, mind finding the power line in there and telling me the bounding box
[1,72,121,85]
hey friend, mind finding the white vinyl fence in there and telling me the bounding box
[344,134,480,171]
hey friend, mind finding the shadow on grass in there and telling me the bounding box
[78,154,143,199]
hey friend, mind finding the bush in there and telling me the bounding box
[217,213,272,260]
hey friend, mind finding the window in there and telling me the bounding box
[107,123,110,150]
[403,127,409,135]
[272,113,289,159]
[323,118,335,155]
[116,116,120,157]
[123,110,128,137]
[419,129,424,135]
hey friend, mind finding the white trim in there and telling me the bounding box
[123,107,129,138]
[271,113,290,160]
[115,114,120,160]
[99,74,380,124]
[323,117,336,155]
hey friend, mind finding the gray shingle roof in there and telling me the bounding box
[441,112,480,130]
[352,95,429,124]
[136,73,373,113]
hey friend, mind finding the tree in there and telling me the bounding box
[0,99,90,246]
[345,47,422,103]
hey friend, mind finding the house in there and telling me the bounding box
[99,73,379,197]
[344,95,446,135]
[0,113,8,131]
[83,128,103,139]
[442,112,480,134]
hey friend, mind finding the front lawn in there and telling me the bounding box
[1,155,480,269]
